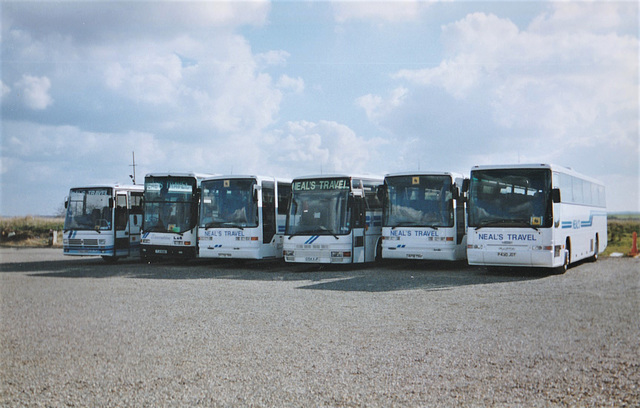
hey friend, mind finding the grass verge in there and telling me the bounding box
[1,216,64,247]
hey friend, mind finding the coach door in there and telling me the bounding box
[262,180,276,244]
[114,193,130,257]
[129,192,143,255]
[351,196,366,263]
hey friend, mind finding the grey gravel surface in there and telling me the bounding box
[1,248,638,407]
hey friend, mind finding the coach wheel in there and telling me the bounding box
[555,252,568,274]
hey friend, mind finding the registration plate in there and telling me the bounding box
[497,252,516,257]
[407,254,423,259]
[305,257,319,262]
[155,249,168,254]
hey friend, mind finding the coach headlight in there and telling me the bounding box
[533,245,553,251]
[468,244,483,249]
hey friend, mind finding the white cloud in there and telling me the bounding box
[104,52,183,105]
[2,121,159,164]
[0,2,288,215]
[3,2,281,134]
[2,1,270,43]
[264,120,385,175]
[353,3,638,211]
[378,6,638,152]
[14,74,53,110]
[528,2,627,35]
[357,86,408,123]
[332,0,434,23]
[1,1,637,214]
[0,121,166,214]
[256,50,290,67]
[277,75,305,94]
[0,80,9,98]
[99,34,284,135]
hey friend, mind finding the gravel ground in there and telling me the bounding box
[1,248,638,407]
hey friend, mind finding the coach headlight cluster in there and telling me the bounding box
[533,245,553,251]
[383,236,400,241]
[283,249,295,261]
[63,238,69,245]
[142,238,151,244]
[468,244,483,249]
[99,239,106,246]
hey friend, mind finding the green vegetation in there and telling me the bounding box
[606,214,640,256]
[0,216,64,247]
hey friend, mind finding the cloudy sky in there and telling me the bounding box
[1,0,638,216]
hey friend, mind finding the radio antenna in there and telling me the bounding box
[129,151,137,184]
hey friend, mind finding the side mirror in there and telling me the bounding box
[551,188,561,203]
[64,197,69,209]
[452,186,460,200]
[376,186,386,202]
[252,185,259,202]
[108,198,114,208]
[462,179,470,193]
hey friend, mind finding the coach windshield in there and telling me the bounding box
[384,175,454,228]
[286,178,351,236]
[468,168,552,229]
[199,178,259,229]
[64,188,113,231]
[143,176,197,234]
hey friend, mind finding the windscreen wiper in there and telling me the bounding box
[317,226,339,240]
[474,220,507,230]
[391,222,418,230]
[143,226,167,233]
[287,228,339,240]
[474,219,539,231]
[287,231,307,240]
[392,223,439,230]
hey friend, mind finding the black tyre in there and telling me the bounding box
[375,240,383,262]
[554,243,570,274]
